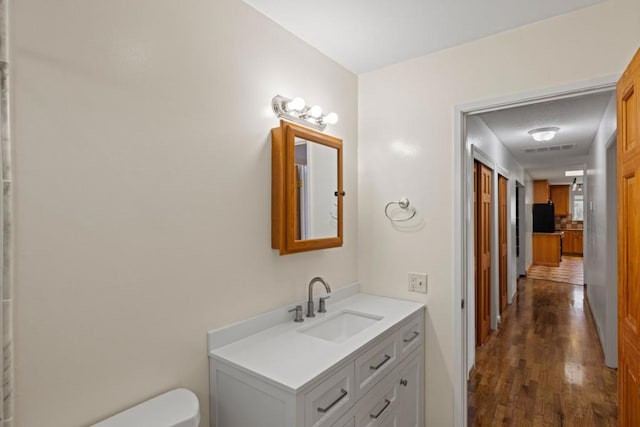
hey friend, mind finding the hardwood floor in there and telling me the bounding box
[468,277,617,426]
[527,256,584,286]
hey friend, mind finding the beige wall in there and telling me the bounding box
[358,0,640,425]
[11,1,357,426]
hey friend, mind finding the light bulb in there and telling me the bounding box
[531,131,555,142]
[308,105,323,118]
[528,127,559,142]
[286,97,305,112]
[323,112,339,125]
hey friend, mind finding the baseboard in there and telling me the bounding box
[583,287,606,359]
[526,262,533,276]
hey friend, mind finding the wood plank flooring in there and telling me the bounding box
[468,277,617,426]
[527,256,584,286]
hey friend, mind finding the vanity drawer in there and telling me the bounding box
[332,414,355,427]
[354,332,398,399]
[354,371,400,427]
[305,363,355,427]
[397,312,423,359]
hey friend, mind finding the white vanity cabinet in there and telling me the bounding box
[335,346,423,427]
[209,297,424,427]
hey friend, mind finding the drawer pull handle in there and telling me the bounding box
[370,399,391,419]
[317,388,348,413]
[400,379,408,387]
[403,331,420,343]
[369,354,391,370]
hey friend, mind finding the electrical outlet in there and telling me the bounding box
[408,272,428,294]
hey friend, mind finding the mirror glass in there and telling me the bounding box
[294,137,338,240]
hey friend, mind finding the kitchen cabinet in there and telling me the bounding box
[562,230,583,255]
[532,233,561,266]
[550,185,570,216]
[209,293,425,427]
[533,180,550,203]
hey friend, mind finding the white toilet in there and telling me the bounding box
[92,388,200,427]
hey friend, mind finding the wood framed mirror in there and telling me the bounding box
[272,120,343,255]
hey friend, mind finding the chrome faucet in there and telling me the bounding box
[307,277,331,317]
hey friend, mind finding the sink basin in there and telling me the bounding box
[299,310,383,343]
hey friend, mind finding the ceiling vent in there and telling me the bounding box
[523,144,575,154]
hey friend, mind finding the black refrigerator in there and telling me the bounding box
[533,203,555,232]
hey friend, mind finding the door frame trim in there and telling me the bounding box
[452,74,619,427]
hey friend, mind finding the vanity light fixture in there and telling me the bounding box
[528,126,560,142]
[285,97,306,112]
[272,94,339,131]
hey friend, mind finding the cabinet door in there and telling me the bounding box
[533,180,549,203]
[563,231,573,254]
[397,352,423,427]
[575,232,583,255]
[550,185,569,216]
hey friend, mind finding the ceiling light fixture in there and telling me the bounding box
[272,95,338,131]
[528,127,560,142]
[565,170,584,177]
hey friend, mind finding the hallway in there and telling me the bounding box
[468,278,617,426]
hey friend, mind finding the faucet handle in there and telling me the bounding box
[288,305,304,322]
[318,295,331,313]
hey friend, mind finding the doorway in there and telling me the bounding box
[453,75,618,427]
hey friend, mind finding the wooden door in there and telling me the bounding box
[498,175,508,313]
[475,161,492,345]
[618,47,640,426]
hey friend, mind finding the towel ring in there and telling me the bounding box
[384,197,417,222]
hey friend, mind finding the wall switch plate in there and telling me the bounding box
[408,272,428,293]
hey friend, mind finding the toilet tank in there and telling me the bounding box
[92,389,200,427]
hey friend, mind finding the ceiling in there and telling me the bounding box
[242,0,604,74]
[477,90,615,182]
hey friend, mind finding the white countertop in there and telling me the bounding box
[209,293,424,393]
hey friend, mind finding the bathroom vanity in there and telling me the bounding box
[208,285,425,427]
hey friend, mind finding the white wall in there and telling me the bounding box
[11,1,358,426]
[585,93,618,366]
[358,0,640,424]
[524,173,534,272]
[465,116,525,373]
